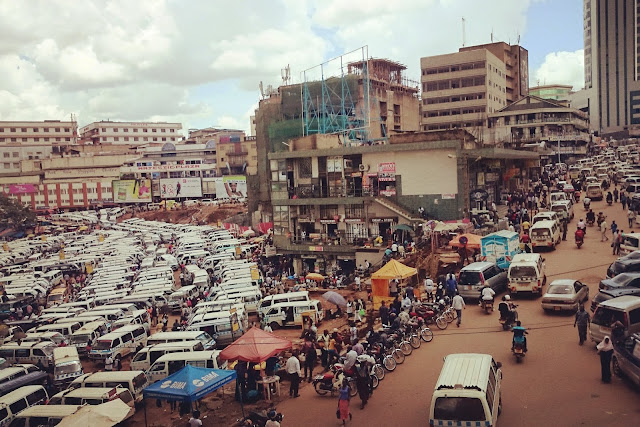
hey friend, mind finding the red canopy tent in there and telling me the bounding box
[219,327,292,363]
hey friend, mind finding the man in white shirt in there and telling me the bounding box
[285,350,301,397]
[424,277,435,302]
[105,355,113,372]
[481,286,496,301]
[188,410,203,427]
[451,292,466,327]
[354,275,361,291]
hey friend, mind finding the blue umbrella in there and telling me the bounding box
[322,291,347,307]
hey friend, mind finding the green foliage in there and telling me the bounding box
[0,193,36,230]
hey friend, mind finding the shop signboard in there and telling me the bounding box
[112,179,152,203]
[377,162,396,181]
[371,217,397,223]
[215,176,247,199]
[8,184,37,194]
[160,178,203,198]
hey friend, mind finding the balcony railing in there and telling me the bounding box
[291,184,379,199]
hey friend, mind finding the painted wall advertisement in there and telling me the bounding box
[112,179,152,203]
[160,178,203,198]
[377,162,396,181]
[215,176,247,199]
[8,184,37,194]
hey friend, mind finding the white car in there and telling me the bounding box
[201,199,218,206]
[183,200,200,207]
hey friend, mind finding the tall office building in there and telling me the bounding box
[584,0,640,135]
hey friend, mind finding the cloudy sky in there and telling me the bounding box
[0,0,583,135]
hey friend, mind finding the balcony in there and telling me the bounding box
[292,184,379,199]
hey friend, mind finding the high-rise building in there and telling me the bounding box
[583,0,640,135]
[420,42,528,142]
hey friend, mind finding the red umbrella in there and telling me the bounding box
[219,327,292,363]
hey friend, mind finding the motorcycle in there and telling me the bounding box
[512,341,526,363]
[480,298,494,314]
[575,235,584,249]
[499,304,518,331]
[583,200,590,211]
[586,218,594,227]
[607,197,613,206]
[312,363,357,396]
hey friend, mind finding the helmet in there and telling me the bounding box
[267,409,277,420]
[504,295,511,301]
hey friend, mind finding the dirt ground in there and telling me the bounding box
[133,204,247,226]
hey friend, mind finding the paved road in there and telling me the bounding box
[278,198,640,426]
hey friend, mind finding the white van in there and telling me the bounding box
[43,270,63,287]
[187,311,247,346]
[429,353,503,427]
[34,322,82,341]
[70,320,108,357]
[146,351,227,383]
[507,253,546,295]
[620,233,640,256]
[0,342,56,368]
[167,286,198,312]
[68,371,149,404]
[49,386,134,410]
[147,331,216,350]
[212,289,261,313]
[586,183,604,200]
[88,327,138,362]
[130,341,205,371]
[258,291,311,315]
[53,346,83,388]
[260,300,324,330]
[0,385,49,426]
[10,405,81,427]
[529,220,561,250]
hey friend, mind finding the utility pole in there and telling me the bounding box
[462,17,466,47]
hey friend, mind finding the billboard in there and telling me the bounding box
[112,179,152,203]
[8,184,37,194]
[216,176,247,199]
[160,178,203,199]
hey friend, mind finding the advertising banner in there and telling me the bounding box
[377,162,396,181]
[8,184,37,194]
[160,178,203,199]
[112,179,152,203]
[215,176,247,199]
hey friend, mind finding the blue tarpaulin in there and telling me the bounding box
[142,365,237,403]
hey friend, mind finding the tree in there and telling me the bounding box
[0,193,36,230]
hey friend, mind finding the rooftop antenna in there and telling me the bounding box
[259,81,264,99]
[517,32,520,44]
[491,28,493,43]
[281,64,291,85]
[462,17,466,47]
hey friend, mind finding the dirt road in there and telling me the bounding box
[276,198,640,426]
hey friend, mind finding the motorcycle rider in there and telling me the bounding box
[586,209,595,225]
[511,320,528,352]
[597,212,606,228]
[498,295,518,325]
[576,218,586,235]
[583,196,591,210]
[606,191,613,204]
[479,285,495,308]
[575,227,585,246]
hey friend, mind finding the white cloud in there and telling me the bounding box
[0,0,560,134]
[533,49,584,90]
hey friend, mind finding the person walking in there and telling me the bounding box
[621,193,627,210]
[303,337,317,383]
[104,355,113,372]
[596,336,614,383]
[613,230,623,255]
[628,209,636,229]
[452,291,465,327]
[611,220,618,236]
[424,277,434,302]
[600,219,609,242]
[445,274,457,299]
[354,275,361,292]
[574,305,591,345]
[355,357,372,409]
[378,301,389,326]
[337,379,352,425]
[286,350,301,397]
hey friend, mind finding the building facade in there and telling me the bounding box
[420,49,508,140]
[79,121,183,145]
[583,0,640,135]
[488,95,590,162]
[529,84,574,105]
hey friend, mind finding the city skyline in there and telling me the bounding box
[0,0,582,135]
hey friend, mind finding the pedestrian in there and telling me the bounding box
[350,321,358,343]
[354,275,361,291]
[405,283,414,301]
[621,193,627,210]
[286,350,301,397]
[354,300,362,323]
[105,355,113,372]
[446,273,457,299]
[628,209,636,229]
[596,336,614,383]
[355,357,372,409]
[611,220,618,236]
[303,337,316,382]
[337,378,352,425]
[600,219,609,241]
[188,410,203,427]
[379,301,389,326]
[346,299,353,319]
[263,323,273,333]
[452,291,465,327]
[574,305,591,345]
[613,230,622,255]
[424,277,434,302]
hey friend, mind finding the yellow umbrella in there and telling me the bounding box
[305,273,325,281]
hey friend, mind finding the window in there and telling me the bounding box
[152,128,157,132]
[433,397,485,421]
[65,127,70,132]
[3,153,8,158]
[0,408,7,422]
[143,129,148,133]
[113,128,118,132]
[123,128,128,132]
[9,397,27,415]
[161,128,166,132]
[55,127,60,132]
[21,127,27,132]
[630,307,640,324]
[26,388,47,405]
[10,128,16,132]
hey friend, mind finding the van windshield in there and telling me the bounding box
[434,397,485,421]
[93,340,113,350]
[55,361,82,375]
[71,334,92,344]
[531,229,550,237]
[509,266,537,279]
